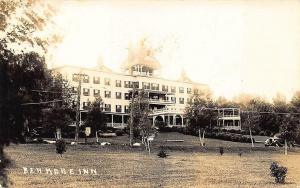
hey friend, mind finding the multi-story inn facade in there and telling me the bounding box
[53,40,210,129]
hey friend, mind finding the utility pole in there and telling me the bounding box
[74,72,86,144]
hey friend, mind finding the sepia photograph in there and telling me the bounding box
[0,0,300,187]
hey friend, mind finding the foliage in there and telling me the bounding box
[0,0,61,145]
[279,115,298,142]
[0,0,60,186]
[219,147,224,155]
[185,94,217,134]
[55,139,66,156]
[84,97,107,134]
[128,90,151,140]
[115,130,125,136]
[270,162,288,184]
[42,107,74,136]
[247,98,278,134]
[157,147,168,158]
[0,150,11,187]
[0,0,61,53]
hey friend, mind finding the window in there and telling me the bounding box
[171,97,176,103]
[83,101,91,110]
[116,92,122,99]
[83,75,89,83]
[83,88,90,96]
[133,81,139,88]
[83,102,87,109]
[142,82,150,89]
[124,81,130,88]
[116,105,122,112]
[187,98,191,103]
[151,83,159,90]
[194,89,199,95]
[125,105,129,113]
[115,80,121,87]
[72,74,79,82]
[104,91,111,98]
[104,78,111,86]
[93,76,100,84]
[162,85,168,92]
[179,98,184,104]
[105,104,111,111]
[171,86,176,93]
[187,88,192,94]
[125,81,139,88]
[124,93,130,100]
[94,89,100,97]
[179,87,184,93]
[72,87,77,93]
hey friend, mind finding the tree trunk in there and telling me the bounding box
[56,128,61,140]
[284,139,287,155]
[202,130,205,146]
[198,129,203,146]
[0,145,9,187]
[249,127,254,147]
[96,131,99,143]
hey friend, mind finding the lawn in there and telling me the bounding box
[4,132,300,188]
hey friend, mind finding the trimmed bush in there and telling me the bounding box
[55,139,66,156]
[219,147,224,155]
[115,130,124,136]
[157,147,168,158]
[270,162,288,184]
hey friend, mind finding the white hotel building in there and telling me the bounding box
[53,40,211,129]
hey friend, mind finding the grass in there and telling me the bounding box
[4,132,300,188]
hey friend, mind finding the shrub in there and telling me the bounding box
[238,152,242,157]
[55,139,66,156]
[37,137,44,143]
[219,147,224,155]
[115,129,124,136]
[157,147,168,158]
[259,131,267,136]
[240,129,249,135]
[270,162,288,184]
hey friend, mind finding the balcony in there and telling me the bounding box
[149,98,175,105]
[150,108,183,115]
[218,115,241,120]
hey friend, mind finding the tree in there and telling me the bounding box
[290,91,300,144]
[246,98,278,135]
[128,89,151,145]
[85,97,107,138]
[42,107,73,139]
[23,71,75,138]
[280,115,298,155]
[185,94,217,146]
[0,1,60,186]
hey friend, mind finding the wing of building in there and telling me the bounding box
[52,39,211,129]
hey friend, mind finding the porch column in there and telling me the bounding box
[173,115,175,125]
[167,114,170,126]
[181,116,184,126]
[153,116,156,126]
[121,115,124,127]
[112,114,114,127]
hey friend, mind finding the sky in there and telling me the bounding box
[49,0,300,101]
